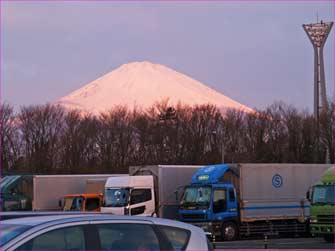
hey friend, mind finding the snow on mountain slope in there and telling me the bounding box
[56,61,253,114]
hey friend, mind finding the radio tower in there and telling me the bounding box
[303,20,333,121]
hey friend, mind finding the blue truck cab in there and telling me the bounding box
[179,164,240,241]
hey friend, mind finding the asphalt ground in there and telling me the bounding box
[213,237,334,249]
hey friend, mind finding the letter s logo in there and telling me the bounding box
[272,174,283,188]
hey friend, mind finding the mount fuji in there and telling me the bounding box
[56,61,253,114]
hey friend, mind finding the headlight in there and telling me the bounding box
[310,219,318,223]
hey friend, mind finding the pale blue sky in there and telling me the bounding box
[1,1,334,111]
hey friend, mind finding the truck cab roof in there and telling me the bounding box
[65,193,102,198]
[318,166,334,185]
[105,175,153,188]
[191,164,239,184]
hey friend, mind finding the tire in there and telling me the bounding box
[323,235,334,243]
[221,222,238,241]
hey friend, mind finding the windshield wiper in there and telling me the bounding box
[181,201,198,207]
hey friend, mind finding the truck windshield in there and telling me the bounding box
[104,188,130,207]
[312,185,334,205]
[181,186,211,207]
[63,196,84,211]
[0,176,20,193]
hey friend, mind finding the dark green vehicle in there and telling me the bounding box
[0,175,33,211]
[308,166,334,242]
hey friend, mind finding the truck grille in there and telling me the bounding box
[317,215,334,224]
[181,214,206,220]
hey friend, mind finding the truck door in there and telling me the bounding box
[212,188,237,218]
[212,188,227,216]
[227,188,238,216]
[129,188,154,216]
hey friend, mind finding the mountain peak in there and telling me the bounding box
[121,60,157,67]
[117,61,164,74]
[56,62,253,114]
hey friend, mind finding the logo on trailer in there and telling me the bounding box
[198,175,209,181]
[272,174,283,188]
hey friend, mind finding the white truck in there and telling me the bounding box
[100,165,201,218]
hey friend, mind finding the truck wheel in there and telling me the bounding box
[221,222,238,241]
[324,235,334,243]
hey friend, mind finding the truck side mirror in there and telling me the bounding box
[175,185,185,202]
[174,190,178,202]
[306,187,312,202]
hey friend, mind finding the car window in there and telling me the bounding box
[17,226,85,250]
[97,223,160,250]
[157,225,190,251]
[229,189,235,202]
[213,188,227,213]
[130,189,152,205]
[0,224,32,246]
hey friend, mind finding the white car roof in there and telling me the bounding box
[2,214,203,233]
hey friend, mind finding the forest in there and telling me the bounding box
[1,100,333,174]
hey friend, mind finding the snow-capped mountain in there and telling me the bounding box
[56,61,253,114]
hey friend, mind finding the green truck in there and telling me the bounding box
[308,166,334,242]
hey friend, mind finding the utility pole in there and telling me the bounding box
[212,121,225,164]
[221,141,225,164]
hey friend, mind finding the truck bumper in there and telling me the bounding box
[310,224,334,235]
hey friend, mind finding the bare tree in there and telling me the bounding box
[97,106,135,172]
[1,103,21,172]
[58,110,100,173]
[18,104,64,173]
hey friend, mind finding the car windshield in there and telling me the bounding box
[181,186,211,206]
[0,224,32,246]
[312,185,334,205]
[63,196,84,211]
[104,188,130,207]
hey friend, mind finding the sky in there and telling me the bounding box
[1,1,334,112]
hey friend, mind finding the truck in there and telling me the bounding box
[0,174,123,211]
[178,163,332,240]
[62,178,109,212]
[308,166,334,242]
[62,193,103,212]
[100,165,201,218]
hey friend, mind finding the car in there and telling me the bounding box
[0,214,211,250]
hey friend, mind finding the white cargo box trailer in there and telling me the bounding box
[85,178,110,194]
[33,174,125,211]
[235,163,332,222]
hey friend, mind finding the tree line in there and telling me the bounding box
[1,100,333,174]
